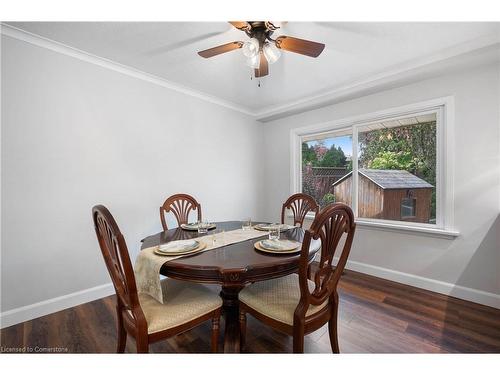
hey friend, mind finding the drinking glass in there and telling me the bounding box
[268,226,280,240]
[242,218,252,230]
[197,220,209,234]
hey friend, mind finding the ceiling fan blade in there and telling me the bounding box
[255,53,269,78]
[229,21,250,31]
[275,36,325,57]
[147,31,227,56]
[198,41,243,58]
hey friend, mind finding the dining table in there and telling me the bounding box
[140,220,319,353]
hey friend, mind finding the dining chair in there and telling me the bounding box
[281,193,319,228]
[239,203,356,353]
[160,193,202,231]
[92,205,222,353]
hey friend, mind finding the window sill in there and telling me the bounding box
[353,219,459,239]
[292,213,460,239]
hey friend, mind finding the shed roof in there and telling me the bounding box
[332,169,433,189]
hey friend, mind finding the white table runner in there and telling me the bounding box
[135,228,267,303]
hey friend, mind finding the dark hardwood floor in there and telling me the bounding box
[1,270,499,353]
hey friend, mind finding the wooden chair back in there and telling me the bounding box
[92,205,141,314]
[297,203,356,310]
[93,204,220,353]
[160,194,202,231]
[281,193,319,227]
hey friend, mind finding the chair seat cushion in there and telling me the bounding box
[138,278,222,334]
[239,273,328,326]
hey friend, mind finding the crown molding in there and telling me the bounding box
[0,23,254,116]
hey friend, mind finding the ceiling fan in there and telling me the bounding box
[198,21,325,78]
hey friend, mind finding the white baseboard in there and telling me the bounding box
[0,283,115,329]
[340,258,500,309]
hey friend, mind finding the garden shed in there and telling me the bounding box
[332,169,434,223]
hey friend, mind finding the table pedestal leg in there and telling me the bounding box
[220,286,243,353]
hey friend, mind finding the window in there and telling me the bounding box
[356,113,436,224]
[401,197,416,219]
[301,130,352,208]
[293,98,455,235]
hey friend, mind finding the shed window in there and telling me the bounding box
[401,198,416,219]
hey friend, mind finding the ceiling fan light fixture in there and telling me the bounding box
[246,53,260,69]
[242,37,260,58]
[263,42,281,64]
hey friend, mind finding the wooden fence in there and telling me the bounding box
[302,166,348,206]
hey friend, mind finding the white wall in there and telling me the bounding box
[261,63,500,307]
[0,35,263,322]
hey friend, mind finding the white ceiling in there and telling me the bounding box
[5,22,500,117]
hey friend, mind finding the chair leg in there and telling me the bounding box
[292,326,305,353]
[211,311,220,353]
[136,334,149,353]
[328,295,340,353]
[115,305,127,353]
[239,308,247,350]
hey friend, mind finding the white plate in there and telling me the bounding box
[154,241,206,256]
[157,239,199,254]
[254,239,302,254]
[254,223,295,232]
[180,223,217,231]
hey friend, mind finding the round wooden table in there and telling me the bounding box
[141,221,319,353]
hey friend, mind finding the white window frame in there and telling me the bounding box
[290,96,459,238]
